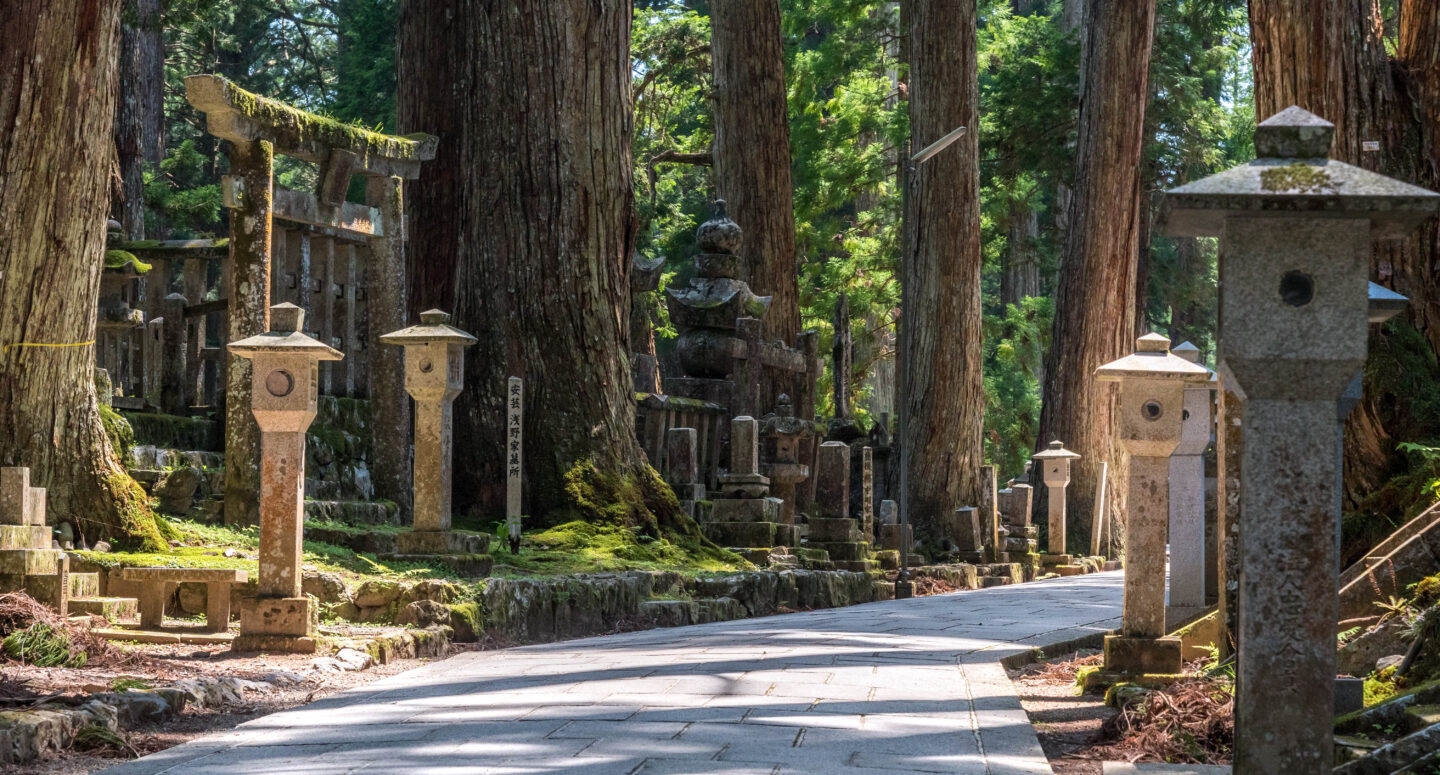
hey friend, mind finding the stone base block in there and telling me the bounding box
[719,472,770,498]
[735,548,773,566]
[670,483,706,501]
[1055,564,1086,576]
[70,596,138,621]
[773,524,801,548]
[980,576,1012,587]
[875,549,899,571]
[817,541,872,562]
[240,596,316,639]
[1335,677,1365,716]
[704,521,775,548]
[379,553,494,577]
[1103,635,1183,676]
[710,498,782,524]
[833,560,875,573]
[1017,525,1039,539]
[396,530,491,555]
[0,526,49,551]
[231,633,319,654]
[1041,553,1073,566]
[878,523,912,552]
[0,548,59,576]
[808,517,861,543]
[1004,537,1038,554]
[1104,560,1123,572]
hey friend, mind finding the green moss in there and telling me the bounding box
[498,520,743,576]
[448,601,483,639]
[1366,668,1401,707]
[98,404,135,465]
[102,472,169,552]
[122,412,219,451]
[1414,574,1440,611]
[103,250,151,274]
[215,77,434,161]
[1259,162,1338,194]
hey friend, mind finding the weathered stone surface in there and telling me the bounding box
[815,442,850,518]
[353,580,404,609]
[153,467,202,514]
[664,427,699,487]
[1033,441,1080,555]
[703,520,776,548]
[301,572,349,605]
[396,599,451,628]
[806,517,860,543]
[1103,634,1183,675]
[709,497,782,524]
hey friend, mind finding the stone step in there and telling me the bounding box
[304,500,401,526]
[0,525,49,551]
[71,596,139,621]
[980,576,1012,587]
[395,530,491,555]
[810,541,872,562]
[832,560,875,573]
[703,520,775,548]
[130,445,223,470]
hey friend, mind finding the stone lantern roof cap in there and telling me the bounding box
[378,309,478,346]
[1171,340,1219,384]
[229,303,343,360]
[1095,333,1212,382]
[1368,282,1408,324]
[1032,440,1080,461]
[1156,106,1440,240]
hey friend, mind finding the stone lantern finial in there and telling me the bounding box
[271,302,304,333]
[1254,106,1335,159]
[1172,340,1200,363]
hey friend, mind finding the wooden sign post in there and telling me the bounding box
[506,376,523,553]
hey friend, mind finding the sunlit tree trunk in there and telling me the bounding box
[1037,0,1156,556]
[0,0,167,550]
[899,0,984,536]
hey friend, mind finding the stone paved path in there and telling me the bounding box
[105,571,1123,775]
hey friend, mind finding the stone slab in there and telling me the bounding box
[394,530,490,555]
[1104,634,1183,675]
[120,567,249,583]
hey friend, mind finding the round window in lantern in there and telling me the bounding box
[1141,400,1164,421]
[265,369,294,398]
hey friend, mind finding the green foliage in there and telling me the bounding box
[2,623,86,667]
[983,296,1051,478]
[502,520,743,575]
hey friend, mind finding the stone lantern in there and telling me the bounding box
[1156,106,1439,770]
[380,310,480,556]
[1168,342,1215,610]
[760,394,815,525]
[1094,332,1210,677]
[1032,441,1079,560]
[228,302,342,652]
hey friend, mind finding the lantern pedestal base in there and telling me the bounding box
[1103,634,1183,676]
[235,596,318,653]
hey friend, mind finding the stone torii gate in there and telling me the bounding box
[185,75,438,525]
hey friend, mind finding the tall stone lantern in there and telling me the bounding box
[1156,106,1439,770]
[1168,341,1215,609]
[380,310,478,554]
[1094,333,1211,677]
[1032,441,1079,559]
[228,303,342,653]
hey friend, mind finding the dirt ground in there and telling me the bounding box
[1008,649,1116,775]
[1,636,484,774]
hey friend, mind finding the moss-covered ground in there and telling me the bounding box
[79,516,748,588]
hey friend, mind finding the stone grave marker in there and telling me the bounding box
[1033,441,1079,563]
[507,376,523,553]
[1168,341,1215,609]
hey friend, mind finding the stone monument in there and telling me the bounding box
[1156,106,1439,770]
[759,394,815,524]
[805,441,875,572]
[704,416,792,562]
[379,310,491,573]
[1168,341,1215,609]
[228,303,342,652]
[1094,332,1210,677]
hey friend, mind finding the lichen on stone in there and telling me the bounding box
[1259,162,1339,194]
[103,250,151,274]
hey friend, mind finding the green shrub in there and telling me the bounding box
[2,623,86,667]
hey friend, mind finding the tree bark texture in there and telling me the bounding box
[1002,196,1041,309]
[112,0,163,241]
[899,0,984,536]
[1250,0,1440,504]
[711,0,801,367]
[1037,0,1156,557]
[0,0,166,550]
[397,0,650,520]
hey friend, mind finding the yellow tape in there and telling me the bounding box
[4,340,95,354]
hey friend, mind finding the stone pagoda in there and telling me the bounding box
[759,394,816,525]
[663,201,771,409]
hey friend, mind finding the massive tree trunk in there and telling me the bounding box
[0,0,167,550]
[397,0,673,524]
[112,0,163,241]
[1250,0,1440,505]
[1037,0,1156,556]
[711,0,801,367]
[899,0,984,536]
